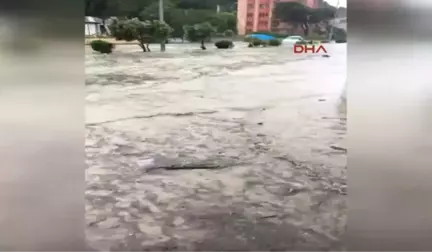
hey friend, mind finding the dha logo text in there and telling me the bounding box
[294,44,328,54]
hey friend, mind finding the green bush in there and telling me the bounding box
[215,40,234,49]
[332,27,347,42]
[295,40,308,45]
[305,34,326,41]
[268,39,281,46]
[249,38,265,47]
[223,29,234,37]
[90,40,114,54]
[244,36,253,43]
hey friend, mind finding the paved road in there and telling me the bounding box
[85,43,347,251]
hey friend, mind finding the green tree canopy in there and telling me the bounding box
[86,0,237,39]
[109,18,172,52]
[208,12,236,33]
[183,22,215,49]
[140,6,236,38]
[274,2,310,23]
[86,0,237,17]
[273,2,336,36]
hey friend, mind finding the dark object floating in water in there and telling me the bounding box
[322,55,330,58]
[257,122,264,125]
[137,156,245,171]
[318,99,326,102]
[330,145,347,152]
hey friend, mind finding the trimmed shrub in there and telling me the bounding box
[332,27,347,42]
[244,36,253,43]
[250,38,264,47]
[244,37,268,44]
[295,40,308,45]
[268,39,281,46]
[215,40,234,49]
[90,40,114,54]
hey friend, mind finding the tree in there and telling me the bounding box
[86,0,237,39]
[86,0,238,17]
[273,2,335,37]
[151,19,174,44]
[140,5,219,39]
[139,0,174,20]
[208,12,236,34]
[223,29,234,37]
[109,18,172,52]
[274,2,310,36]
[310,7,335,23]
[86,0,165,18]
[183,22,215,50]
[175,0,235,10]
[274,2,310,23]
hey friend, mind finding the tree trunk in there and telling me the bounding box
[139,42,147,52]
[200,40,206,50]
[146,44,151,52]
[302,21,310,37]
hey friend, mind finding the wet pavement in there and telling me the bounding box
[85,42,347,251]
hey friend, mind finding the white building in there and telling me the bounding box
[85,16,109,36]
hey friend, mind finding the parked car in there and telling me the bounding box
[281,35,304,46]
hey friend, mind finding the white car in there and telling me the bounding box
[282,35,304,46]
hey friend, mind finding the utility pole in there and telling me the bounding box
[159,0,166,51]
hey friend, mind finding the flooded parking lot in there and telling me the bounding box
[85,43,347,251]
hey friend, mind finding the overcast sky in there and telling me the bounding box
[324,0,347,7]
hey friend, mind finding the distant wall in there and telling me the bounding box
[85,23,100,36]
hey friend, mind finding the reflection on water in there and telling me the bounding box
[85,43,347,251]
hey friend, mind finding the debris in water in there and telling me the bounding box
[137,158,156,170]
[111,136,129,146]
[330,145,347,152]
[138,155,244,171]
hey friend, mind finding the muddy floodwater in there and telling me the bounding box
[85,43,347,251]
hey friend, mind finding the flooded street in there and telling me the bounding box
[85,43,347,251]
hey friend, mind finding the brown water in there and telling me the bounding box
[85,43,347,251]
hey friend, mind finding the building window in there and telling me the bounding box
[259,21,268,26]
[248,4,254,8]
[259,4,269,8]
[247,13,253,18]
[247,21,253,26]
[258,12,268,17]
